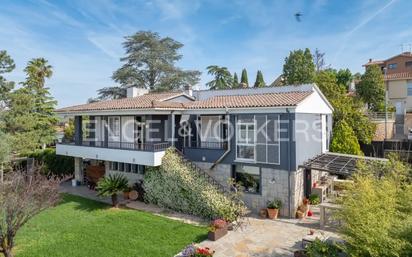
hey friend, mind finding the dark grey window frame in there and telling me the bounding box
[232,164,262,195]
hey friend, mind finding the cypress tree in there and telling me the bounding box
[240,68,249,86]
[233,72,239,88]
[253,70,265,88]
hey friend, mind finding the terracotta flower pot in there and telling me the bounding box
[267,208,279,219]
[123,191,130,199]
[208,226,228,241]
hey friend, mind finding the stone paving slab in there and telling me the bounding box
[197,214,339,257]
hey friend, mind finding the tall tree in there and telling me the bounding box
[316,69,375,148]
[240,68,249,86]
[356,65,385,111]
[107,31,200,98]
[253,70,265,88]
[0,170,61,257]
[233,72,239,88]
[206,65,233,90]
[282,48,316,85]
[313,48,328,72]
[0,50,15,109]
[336,68,352,91]
[3,58,57,152]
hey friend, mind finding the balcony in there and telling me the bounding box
[183,141,228,163]
[56,140,171,166]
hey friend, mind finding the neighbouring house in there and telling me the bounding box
[56,84,333,217]
[364,52,412,115]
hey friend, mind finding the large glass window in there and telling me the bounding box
[108,116,120,141]
[407,82,412,96]
[236,117,255,161]
[233,165,261,194]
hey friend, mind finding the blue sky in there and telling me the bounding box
[0,0,410,107]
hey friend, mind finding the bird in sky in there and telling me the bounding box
[294,12,303,22]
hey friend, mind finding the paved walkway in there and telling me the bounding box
[197,214,339,257]
[61,182,340,257]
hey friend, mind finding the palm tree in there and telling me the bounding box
[206,65,233,90]
[24,58,53,88]
[96,174,129,207]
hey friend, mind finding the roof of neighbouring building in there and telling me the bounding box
[185,91,312,109]
[364,52,412,66]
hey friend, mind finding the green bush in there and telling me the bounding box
[143,148,247,222]
[306,239,341,257]
[308,194,320,205]
[26,148,74,177]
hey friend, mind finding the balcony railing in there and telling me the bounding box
[60,139,170,152]
[186,141,228,150]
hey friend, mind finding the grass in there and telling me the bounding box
[14,194,207,257]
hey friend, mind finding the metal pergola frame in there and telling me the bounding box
[299,152,387,177]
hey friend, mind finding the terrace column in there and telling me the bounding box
[171,112,175,147]
[74,157,84,184]
[74,116,83,145]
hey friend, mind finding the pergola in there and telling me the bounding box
[299,152,387,177]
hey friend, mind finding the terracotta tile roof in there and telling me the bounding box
[57,92,187,112]
[185,91,312,109]
[363,60,384,66]
[384,72,412,80]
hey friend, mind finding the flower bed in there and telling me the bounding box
[180,244,215,257]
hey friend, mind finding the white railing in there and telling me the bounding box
[368,112,395,121]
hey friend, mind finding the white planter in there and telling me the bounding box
[71,179,78,187]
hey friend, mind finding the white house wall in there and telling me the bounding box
[295,89,333,114]
[294,113,323,168]
[56,144,165,166]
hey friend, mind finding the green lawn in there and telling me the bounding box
[14,194,207,257]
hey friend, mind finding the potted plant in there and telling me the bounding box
[194,247,214,257]
[123,187,131,199]
[267,199,282,219]
[180,244,215,257]
[207,219,227,241]
[96,174,129,208]
[309,194,320,205]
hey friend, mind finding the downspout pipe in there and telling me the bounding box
[211,107,230,170]
[287,108,293,218]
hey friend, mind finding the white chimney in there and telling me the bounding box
[127,87,149,98]
[184,84,193,96]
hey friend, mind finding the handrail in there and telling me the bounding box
[59,140,170,152]
[186,141,228,150]
[368,112,395,121]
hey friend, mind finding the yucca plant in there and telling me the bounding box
[96,174,129,207]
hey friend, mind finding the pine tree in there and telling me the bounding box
[3,58,58,153]
[240,68,249,86]
[253,70,265,88]
[233,72,239,88]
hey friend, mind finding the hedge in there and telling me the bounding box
[26,148,74,177]
[144,148,247,221]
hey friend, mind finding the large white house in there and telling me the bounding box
[56,84,333,217]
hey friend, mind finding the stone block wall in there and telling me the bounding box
[195,162,305,218]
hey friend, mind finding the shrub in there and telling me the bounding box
[144,148,247,222]
[96,174,129,207]
[25,148,74,177]
[305,239,341,257]
[308,194,320,205]
[335,156,412,257]
[267,199,282,209]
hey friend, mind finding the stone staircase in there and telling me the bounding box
[173,148,229,194]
